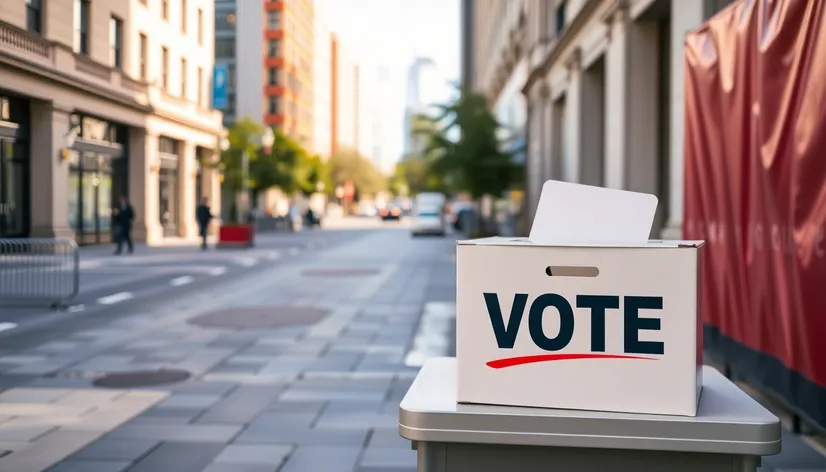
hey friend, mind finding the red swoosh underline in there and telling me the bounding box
[486,353,658,369]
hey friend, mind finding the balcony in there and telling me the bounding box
[0,20,149,107]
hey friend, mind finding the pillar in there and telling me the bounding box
[540,84,554,183]
[664,0,707,239]
[179,141,197,239]
[201,149,222,235]
[526,88,544,222]
[129,127,148,243]
[563,50,582,183]
[137,133,162,245]
[29,101,74,239]
[604,7,629,190]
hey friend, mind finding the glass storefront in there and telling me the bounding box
[158,136,179,237]
[0,94,31,238]
[67,114,127,245]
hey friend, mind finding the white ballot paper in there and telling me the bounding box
[529,180,659,245]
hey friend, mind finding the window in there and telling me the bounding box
[197,8,203,45]
[109,17,123,68]
[197,67,203,106]
[268,96,279,115]
[267,11,281,29]
[215,38,235,57]
[227,63,235,89]
[180,58,187,97]
[26,0,42,35]
[181,0,187,33]
[161,46,169,90]
[73,0,90,55]
[268,68,277,85]
[555,0,567,35]
[268,39,281,57]
[162,0,169,21]
[139,33,148,79]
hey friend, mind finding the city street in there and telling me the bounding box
[0,218,822,471]
[0,218,455,472]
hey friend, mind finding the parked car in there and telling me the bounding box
[379,204,402,221]
[411,192,447,237]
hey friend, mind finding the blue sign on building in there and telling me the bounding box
[212,64,229,110]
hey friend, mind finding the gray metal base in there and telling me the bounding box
[414,441,761,472]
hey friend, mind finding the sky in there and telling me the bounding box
[316,0,460,170]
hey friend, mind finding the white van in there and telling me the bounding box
[411,192,447,237]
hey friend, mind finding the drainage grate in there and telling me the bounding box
[301,268,380,277]
[92,369,192,388]
[188,306,329,330]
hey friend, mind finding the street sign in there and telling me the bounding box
[213,64,229,110]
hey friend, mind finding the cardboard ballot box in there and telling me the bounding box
[456,181,705,416]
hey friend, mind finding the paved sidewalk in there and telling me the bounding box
[0,229,456,471]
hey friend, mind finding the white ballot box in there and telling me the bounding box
[456,181,704,416]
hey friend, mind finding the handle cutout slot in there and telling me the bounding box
[545,266,599,277]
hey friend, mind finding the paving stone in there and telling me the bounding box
[139,407,204,422]
[280,389,387,403]
[127,442,224,472]
[48,460,131,472]
[264,400,326,415]
[368,429,411,449]
[324,401,383,415]
[167,381,238,396]
[201,373,297,385]
[71,438,158,462]
[315,413,397,429]
[212,444,292,466]
[0,420,57,442]
[108,423,242,443]
[0,388,73,403]
[359,448,416,469]
[247,412,316,431]
[196,386,283,425]
[156,394,222,409]
[0,430,102,472]
[235,426,369,447]
[201,464,277,472]
[279,446,361,472]
[209,364,263,375]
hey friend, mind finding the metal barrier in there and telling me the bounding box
[0,238,80,307]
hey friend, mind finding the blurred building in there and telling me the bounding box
[312,4,332,159]
[467,0,734,237]
[403,57,450,159]
[218,0,314,148]
[0,0,223,244]
[331,34,358,155]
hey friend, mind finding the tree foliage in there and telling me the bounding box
[408,87,523,199]
[328,148,386,198]
[218,117,265,195]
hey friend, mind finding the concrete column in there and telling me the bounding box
[604,9,629,190]
[664,0,706,239]
[128,128,148,243]
[179,141,197,239]
[526,93,544,222]
[563,51,582,183]
[29,101,74,239]
[142,134,162,245]
[201,149,222,235]
[540,85,555,182]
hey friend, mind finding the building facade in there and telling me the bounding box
[218,0,314,149]
[331,34,358,155]
[312,4,331,159]
[0,0,222,244]
[468,0,733,238]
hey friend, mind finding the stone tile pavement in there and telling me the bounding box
[0,229,457,471]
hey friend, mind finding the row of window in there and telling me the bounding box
[144,0,205,44]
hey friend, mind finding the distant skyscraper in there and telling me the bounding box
[403,57,447,158]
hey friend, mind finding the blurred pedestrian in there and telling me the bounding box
[113,195,134,255]
[196,197,213,250]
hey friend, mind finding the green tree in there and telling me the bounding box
[250,128,311,197]
[218,117,265,196]
[329,148,386,198]
[414,87,522,199]
[300,154,332,196]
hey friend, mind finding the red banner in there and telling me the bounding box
[683,0,826,428]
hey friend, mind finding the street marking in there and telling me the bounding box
[170,276,194,287]
[405,302,456,368]
[67,304,85,313]
[266,252,281,261]
[97,292,134,305]
[236,257,258,267]
[288,248,300,256]
[0,323,17,333]
[209,267,227,276]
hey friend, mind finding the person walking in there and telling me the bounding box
[113,195,134,255]
[196,197,213,250]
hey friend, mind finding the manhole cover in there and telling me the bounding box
[301,268,380,277]
[92,369,191,388]
[189,306,329,329]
